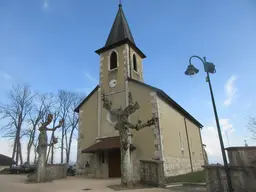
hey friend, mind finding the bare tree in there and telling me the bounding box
[0,84,34,165]
[248,116,256,139]
[57,90,73,163]
[64,93,82,164]
[46,111,60,164]
[35,114,64,182]
[102,92,157,188]
[26,93,52,164]
[32,135,38,164]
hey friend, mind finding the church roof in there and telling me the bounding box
[81,136,136,153]
[0,154,15,166]
[74,79,203,128]
[95,4,146,58]
[128,78,203,128]
[105,4,135,47]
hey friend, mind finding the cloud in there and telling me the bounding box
[85,72,97,83]
[201,118,235,163]
[43,0,49,9]
[224,75,237,106]
[219,118,235,133]
[202,126,223,163]
[0,71,13,81]
[0,70,14,102]
[74,72,98,96]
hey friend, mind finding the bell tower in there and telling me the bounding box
[95,4,146,95]
[94,4,147,138]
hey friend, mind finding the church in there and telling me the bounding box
[75,4,205,180]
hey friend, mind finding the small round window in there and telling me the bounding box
[106,112,117,124]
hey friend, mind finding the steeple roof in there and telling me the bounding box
[105,4,135,47]
[95,4,146,58]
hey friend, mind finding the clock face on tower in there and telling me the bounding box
[109,79,117,88]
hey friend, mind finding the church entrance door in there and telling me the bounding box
[108,149,121,178]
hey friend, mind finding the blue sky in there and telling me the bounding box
[0,0,256,163]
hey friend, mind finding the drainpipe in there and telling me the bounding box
[184,117,193,172]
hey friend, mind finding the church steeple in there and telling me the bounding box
[95,4,146,59]
[105,4,135,47]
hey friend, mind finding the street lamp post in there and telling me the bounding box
[185,56,233,192]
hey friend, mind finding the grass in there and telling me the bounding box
[166,170,206,184]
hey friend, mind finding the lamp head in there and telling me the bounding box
[185,64,199,76]
[204,62,216,74]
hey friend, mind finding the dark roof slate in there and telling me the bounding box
[95,5,146,59]
[105,4,135,47]
[0,154,15,166]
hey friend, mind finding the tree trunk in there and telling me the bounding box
[46,138,52,163]
[27,145,31,164]
[66,126,75,164]
[27,136,33,164]
[50,144,54,164]
[27,127,36,164]
[120,127,133,188]
[36,132,47,182]
[61,125,64,163]
[50,131,55,164]
[12,135,17,166]
[46,146,50,163]
[15,132,19,165]
[65,130,69,163]
[19,141,23,165]
[50,120,56,164]
[34,146,37,165]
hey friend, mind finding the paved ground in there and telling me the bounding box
[0,175,170,192]
[167,186,206,192]
[0,175,207,192]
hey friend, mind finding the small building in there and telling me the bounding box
[75,4,205,181]
[0,154,15,171]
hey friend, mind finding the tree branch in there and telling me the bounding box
[124,117,157,131]
[248,116,256,140]
[122,102,140,118]
[101,93,112,112]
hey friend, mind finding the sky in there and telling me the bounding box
[0,0,256,164]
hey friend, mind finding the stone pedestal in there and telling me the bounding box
[140,160,165,187]
[27,164,68,183]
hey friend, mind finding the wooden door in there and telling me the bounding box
[108,150,121,178]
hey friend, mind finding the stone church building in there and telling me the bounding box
[75,4,205,180]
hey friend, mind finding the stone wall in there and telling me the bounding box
[164,156,204,177]
[204,146,256,192]
[76,152,94,176]
[164,156,192,176]
[192,158,205,172]
[27,164,68,182]
[0,166,8,171]
[140,160,165,187]
[45,164,68,180]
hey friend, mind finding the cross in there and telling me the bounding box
[119,0,122,5]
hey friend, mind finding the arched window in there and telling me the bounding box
[133,54,138,72]
[109,51,118,70]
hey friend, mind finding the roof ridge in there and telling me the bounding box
[128,78,203,128]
